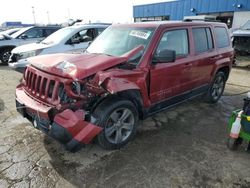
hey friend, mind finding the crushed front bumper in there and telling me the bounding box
[16,87,103,152]
[8,59,29,73]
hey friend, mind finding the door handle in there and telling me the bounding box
[184,63,192,67]
[184,63,192,69]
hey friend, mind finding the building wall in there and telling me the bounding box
[133,0,250,20]
[233,11,250,28]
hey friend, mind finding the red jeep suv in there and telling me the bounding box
[15,21,234,151]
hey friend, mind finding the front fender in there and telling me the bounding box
[101,77,140,94]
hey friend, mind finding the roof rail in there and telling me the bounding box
[183,15,219,22]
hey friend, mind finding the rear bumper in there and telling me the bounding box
[16,87,103,151]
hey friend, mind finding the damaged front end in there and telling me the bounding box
[15,46,145,151]
[15,65,108,151]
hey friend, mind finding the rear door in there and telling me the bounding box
[190,26,217,90]
[149,28,195,104]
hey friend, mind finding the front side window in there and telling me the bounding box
[22,28,43,39]
[156,29,189,57]
[69,28,95,43]
[97,28,105,35]
[192,28,214,53]
[214,27,230,48]
[79,28,95,41]
[41,27,75,45]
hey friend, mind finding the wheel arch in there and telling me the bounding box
[0,45,16,52]
[90,89,145,120]
[216,66,230,81]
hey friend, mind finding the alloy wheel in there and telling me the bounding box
[105,108,134,144]
[211,75,224,100]
[2,51,11,63]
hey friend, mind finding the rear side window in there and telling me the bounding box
[45,29,56,36]
[214,27,230,48]
[192,28,213,53]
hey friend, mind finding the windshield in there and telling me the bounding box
[11,27,31,38]
[0,28,20,36]
[41,27,75,45]
[242,20,250,30]
[87,26,155,62]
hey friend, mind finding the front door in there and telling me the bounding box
[149,28,194,104]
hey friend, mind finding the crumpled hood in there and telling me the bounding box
[28,45,144,80]
[29,53,128,79]
[12,42,50,53]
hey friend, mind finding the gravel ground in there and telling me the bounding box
[0,65,250,188]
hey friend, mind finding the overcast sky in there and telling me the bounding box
[0,0,173,25]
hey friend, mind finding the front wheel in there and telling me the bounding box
[205,72,226,103]
[93,98,138,150]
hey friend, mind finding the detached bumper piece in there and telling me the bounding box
[51,109,103,152]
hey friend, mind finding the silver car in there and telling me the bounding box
[0,26,60,64]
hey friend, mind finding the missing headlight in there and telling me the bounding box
[71,81,86,96]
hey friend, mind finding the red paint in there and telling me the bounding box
[54,109,102,144]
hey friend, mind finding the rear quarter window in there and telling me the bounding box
[214,27,230,48]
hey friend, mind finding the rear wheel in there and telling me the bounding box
[93,98,138,150]
[205,72,226,103]
[0,48,13,65]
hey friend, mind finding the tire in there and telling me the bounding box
[0,48,13,65]
[93,97,139,150]
[205,72,226,103]
[227,137,242,151]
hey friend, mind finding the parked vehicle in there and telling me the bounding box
[0,26,60,64]
[8,24,109,73]
[232,20,250,55]
[15,21,234,151]
[0,28,21,40]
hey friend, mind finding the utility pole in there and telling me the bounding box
[47,11,50,25]
[67,8,71,19]
[32,6,36,25]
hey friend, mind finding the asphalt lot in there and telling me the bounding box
[0,64,250,188]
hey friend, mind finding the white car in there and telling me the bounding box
[9,24,109,73]
[0,28,21,40]
[0,26,60,64]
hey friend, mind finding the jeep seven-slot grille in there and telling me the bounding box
[24,68,61,104]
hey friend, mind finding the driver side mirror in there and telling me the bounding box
[20,34,28,39]
[152,49,176,64]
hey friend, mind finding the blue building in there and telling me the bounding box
[1,22,34,28]
[133,0,250,28]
